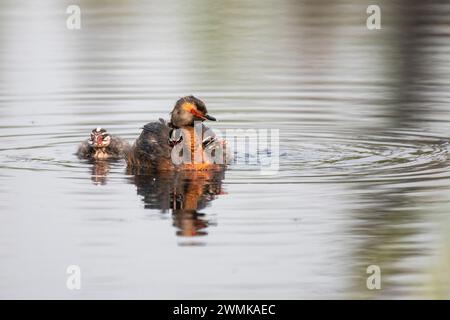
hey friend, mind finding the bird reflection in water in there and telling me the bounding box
[89,160,111,185]
[128,169,226,237]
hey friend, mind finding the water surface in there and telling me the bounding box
[1,0,450,299]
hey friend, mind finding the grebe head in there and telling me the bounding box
[88,127,111,148]
[170,95,216,128]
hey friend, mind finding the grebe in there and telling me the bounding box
[76,127,130,160]
[127,96,228,172]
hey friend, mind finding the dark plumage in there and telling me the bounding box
[127,119,174,171]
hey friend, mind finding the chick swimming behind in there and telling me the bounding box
[76,127,130,160]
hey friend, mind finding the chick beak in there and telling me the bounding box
[97,135,103,145]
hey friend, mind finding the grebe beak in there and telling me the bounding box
[204,114,216,121]
[189,108,217,121]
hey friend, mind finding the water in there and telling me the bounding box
[1,0,450,299]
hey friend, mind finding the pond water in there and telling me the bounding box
[0,0,450,299]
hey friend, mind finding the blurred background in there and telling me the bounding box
[0,0,449,299]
